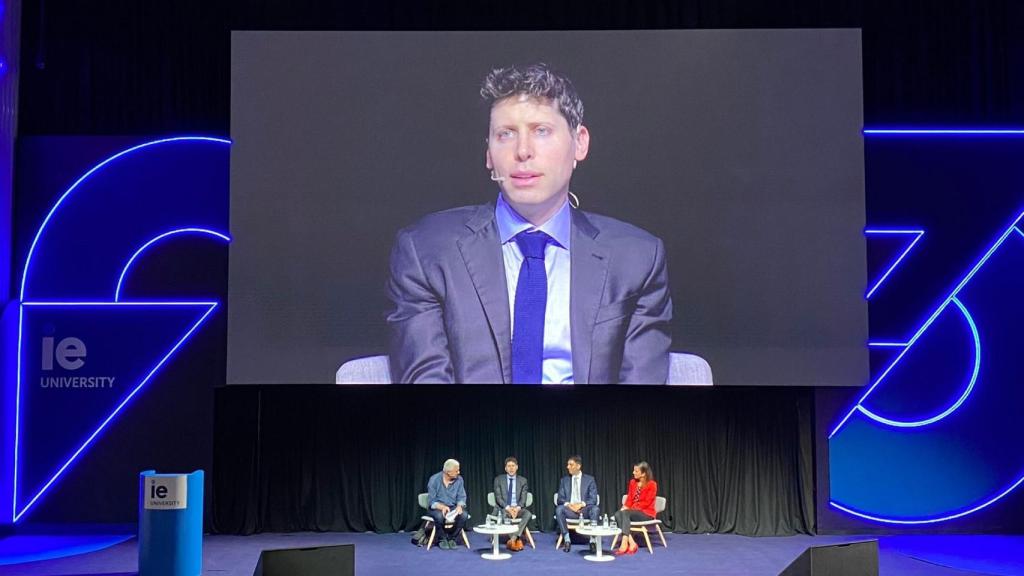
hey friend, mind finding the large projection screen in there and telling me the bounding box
[228,30,867,385]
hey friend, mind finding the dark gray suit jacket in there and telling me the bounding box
[493,474,530,511]
[386,202,672,383]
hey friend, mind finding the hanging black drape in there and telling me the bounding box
[17,1,1024,136]
[213,385,815,536]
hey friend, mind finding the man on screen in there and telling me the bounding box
[387,63,672,383]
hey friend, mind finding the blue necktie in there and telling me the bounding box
[508,476,514,506]
[512,231,549,384]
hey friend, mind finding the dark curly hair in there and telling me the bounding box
[480,63,584,131]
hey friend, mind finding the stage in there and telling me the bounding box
[2,531,1021,575]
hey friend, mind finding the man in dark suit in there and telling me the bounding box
[387,63,672,384]
[555,454,600,552]
[492,456,532,551]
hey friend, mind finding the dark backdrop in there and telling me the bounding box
[213,385,815,535]
[17,1,1024,137]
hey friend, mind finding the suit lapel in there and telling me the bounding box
[570,210,608,384]
[457,204,512,382]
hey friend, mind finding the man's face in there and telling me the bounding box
[505,460,518,476]
[486,96,589,224]
[445,466,460,480]
[566,459,581,476]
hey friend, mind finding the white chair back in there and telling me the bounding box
[338,353,712,384]
[668,352,713,385]
[336,355,391,384]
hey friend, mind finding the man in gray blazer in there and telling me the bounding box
[492,456,532,551]
[386,63,672,384]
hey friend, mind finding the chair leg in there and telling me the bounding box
[461,530,471,549]
[555,533,563,549]
[638,527,653,553]
[656,524,667,547]
[425,524,436,550]
[524,527,535,549]
[611,534,619,549]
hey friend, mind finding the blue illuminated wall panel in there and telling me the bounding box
[822,131,1024,531]
[5,136,228,524]
[0,0,24,530]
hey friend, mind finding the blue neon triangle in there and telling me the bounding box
[14,302,216,521]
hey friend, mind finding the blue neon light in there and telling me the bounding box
[831,129,1024,526]
[13,302,218,522]
[17,137,231,302]
[864,129,1024,135]
[12,136,230,523]
[830,211,1024,439]
[114,228,230,301]
[0,534,135,565]
[12,306,22,522]
[22,301,220,307]
[864,229,924,299]
[857,297,980,427]
[830,472,1024,525]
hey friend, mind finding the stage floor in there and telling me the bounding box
[1,531,1020,575]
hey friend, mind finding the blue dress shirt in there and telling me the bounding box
[495,194,573,384]
[427,471,467,510]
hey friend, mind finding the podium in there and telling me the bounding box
[138,470,204,576]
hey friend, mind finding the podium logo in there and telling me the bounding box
[145,476,188,510]
[42,336,86,370]
[151,483,167,498]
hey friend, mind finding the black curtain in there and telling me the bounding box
[16,1,1024,136]
[213,385,815,536]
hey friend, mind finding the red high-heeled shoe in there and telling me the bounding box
[627,541,639,555]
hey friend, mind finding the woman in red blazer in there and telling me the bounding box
[614,461,657,555]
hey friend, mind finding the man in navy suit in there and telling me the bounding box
[555,454,600,552]
[386,63,672,384]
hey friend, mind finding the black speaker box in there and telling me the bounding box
[253,543,355,576]
[779,540,878,576]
